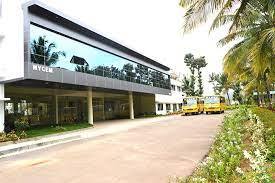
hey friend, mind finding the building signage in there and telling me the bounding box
[32,64,53,73]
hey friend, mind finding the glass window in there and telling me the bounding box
[183,98,198,106]
[177,86,181,92]
[173,104,177,111]
[157,103,163,111]
[204,96,220,104]
[171,85,175,91]
[166,104,171,110]
[29,24,171,89]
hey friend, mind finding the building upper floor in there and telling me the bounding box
[155,75,184,104]
[0,0,171,95]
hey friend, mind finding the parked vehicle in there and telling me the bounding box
[182,97,204,115]
[204,96,225,114]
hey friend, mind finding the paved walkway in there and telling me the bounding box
[0,114,223,183]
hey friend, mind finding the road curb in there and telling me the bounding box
[0,134,81,158]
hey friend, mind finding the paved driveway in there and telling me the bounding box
[0,114,223,183]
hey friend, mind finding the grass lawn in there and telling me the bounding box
[251,107,275,129]
[25,123,92,138]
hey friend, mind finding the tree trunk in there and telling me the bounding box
[256,90,260,106]
[263,78,272,109]
[226,91,231,105]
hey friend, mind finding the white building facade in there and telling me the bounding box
[0,0,171,132]
[155,77,183,115]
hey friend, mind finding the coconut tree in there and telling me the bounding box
[179,0,265,33]
[221,0,275,106]
[180,0,275,107]
[209,73,231,104]
[31,36,66,66]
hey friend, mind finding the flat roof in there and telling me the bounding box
[23,0,170,71]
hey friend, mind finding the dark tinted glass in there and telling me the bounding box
[29,24,171,89]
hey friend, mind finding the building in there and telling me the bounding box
[0,0,171,132]
[155,73,183,115]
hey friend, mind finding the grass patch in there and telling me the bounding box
[26,123,92,138]
[136,114,163,118]
[250,107,275,129]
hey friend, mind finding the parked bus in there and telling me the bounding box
[204,96,225,114]
[182,97,204,115]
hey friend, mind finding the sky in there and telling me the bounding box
[41,0,231,95]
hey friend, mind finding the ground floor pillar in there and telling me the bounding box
[0,84,9,132]
[129,91,134,120]
[87,90,94,125]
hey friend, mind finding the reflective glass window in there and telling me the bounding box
[30,24,171,89]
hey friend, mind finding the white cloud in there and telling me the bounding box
[41,0,231,95]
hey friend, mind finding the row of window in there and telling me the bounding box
[157,103,182,111]
[30,24,171,89]
[171,85,183,92]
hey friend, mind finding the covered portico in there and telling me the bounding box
[0,81,155,132]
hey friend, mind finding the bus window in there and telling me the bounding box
[204,96,220,104]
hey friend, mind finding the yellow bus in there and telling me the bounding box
[204,96,225,114]
[182,97,204,115]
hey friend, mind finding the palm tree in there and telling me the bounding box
[31,36,66,66]
[180,0,274,107]
[209,73,231,104]
[179,0,263,33]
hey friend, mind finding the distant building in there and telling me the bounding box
[155,72,183,115]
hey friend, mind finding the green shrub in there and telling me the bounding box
[4,113,23,133]
[6,131,19,142]
[251,107,275,161]
[14,116,30,132]
[18,131,28,139]
[175,107,274,182]
[0,132,7,142]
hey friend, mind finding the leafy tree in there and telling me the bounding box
[179,0,263,33]
[194,56,207,96]
[75,65,92,74]
[182,76,193,96]
[184,53,196,95]
[209,73,221,95]
[209,73,231,104]
[31,36,66,66]
[123,63,136,82]
[180,0,275,107]
[232,83,243,104]
[135,64,149,84]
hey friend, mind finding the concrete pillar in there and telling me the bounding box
[163,103,167,115]
[55,95,59,125]
[129,91,134,120]
[0,100,4,132]
[0,84,5,132]
[87,90,94,125]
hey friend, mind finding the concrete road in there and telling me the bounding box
[0,114,223,183]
